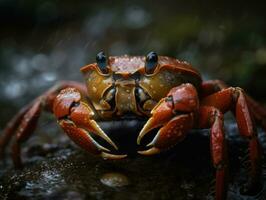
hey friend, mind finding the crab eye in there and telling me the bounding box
[96,51,108,74]
[145,51,158,74]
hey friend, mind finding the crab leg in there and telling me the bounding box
[199,106,228,200]
[11,100,43,168]
[201,87,262,194]
[201,80,266,132]
[0,103,32,159]
[0,81,87,168]
[201,80,227,97]
[245,95,266,132]
[137,83,198,155]
[54,88,126,160]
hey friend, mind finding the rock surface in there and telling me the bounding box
[0,118,265,200]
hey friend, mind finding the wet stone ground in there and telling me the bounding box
[0,117,265,200]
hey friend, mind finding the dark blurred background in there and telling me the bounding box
[1,0,266,127]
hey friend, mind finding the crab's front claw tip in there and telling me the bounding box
[89,120,118,151]
[137,117,158,145]
[101,152,127,160]
[69,102,118,151]
[138,147,161,156]
[137,99,173,145]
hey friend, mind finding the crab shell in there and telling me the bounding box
[80,55,202,119]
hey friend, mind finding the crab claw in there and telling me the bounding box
[138,147,161,155]
[60,118,128,159]
[137,98,174,145]
[54,88,118,156]
[101,152,127,160]
[69,102,118,151]
[138,114,194,155]
[137,83,198,155]
[59,119,110,154]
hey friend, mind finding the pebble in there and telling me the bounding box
[100,172,130,188]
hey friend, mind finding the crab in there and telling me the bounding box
[0,51,265,200]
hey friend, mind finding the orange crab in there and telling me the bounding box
[0,52,265,200]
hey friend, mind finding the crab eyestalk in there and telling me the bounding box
[137,83,199,155]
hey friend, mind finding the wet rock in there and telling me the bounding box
[0,120,265,200]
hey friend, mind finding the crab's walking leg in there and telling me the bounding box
[245,95,266,132]
[11,100,42,167]
[0,104,32,159]
[201,80,266,133]
[199,106,228,200]
[201,87,262,194]
[201,80,227,97]
[53,88,124,160]
[0,81,87,168]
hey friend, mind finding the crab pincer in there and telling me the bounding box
[54,87,126,159]
[137,83,199,155]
